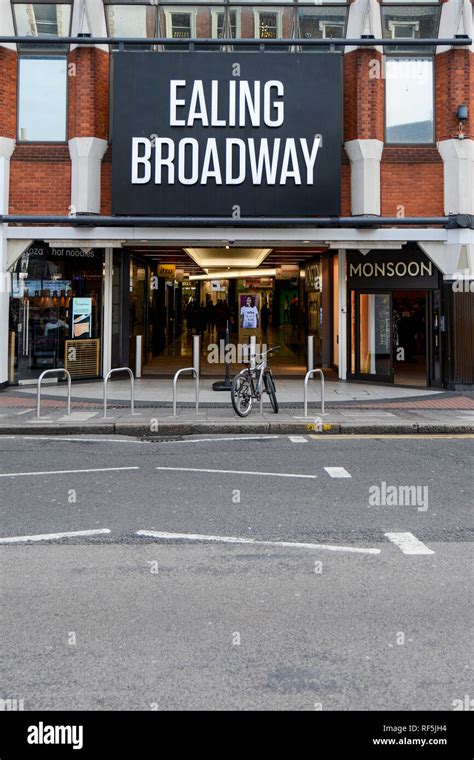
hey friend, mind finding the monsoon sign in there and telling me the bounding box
[111,52,342,217]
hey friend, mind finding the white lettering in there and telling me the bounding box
[131,138,151,184]
[187,80,209,126]
[263,80,284,127]
[248,138,281,184]
[226,139,246,185]
[170,80,186,126]
[299,136,321,184]
[280,138,301,185]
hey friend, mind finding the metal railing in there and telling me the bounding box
[36,369,71,419]
[172,367,199,417]
[0,36,470,48]
[172,335,200,417]
[103,367,135,418]
[304,368,325,419]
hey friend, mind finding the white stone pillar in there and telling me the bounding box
[68,137,108,215]
[345,139,384,216]
[437,139,474,215]
[437,0,474,55]
[337,249,347,380]
[102,247,113,377]
[0,137,15,387]
[345,0,384,54]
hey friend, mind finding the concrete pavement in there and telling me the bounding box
[0,377,473,435]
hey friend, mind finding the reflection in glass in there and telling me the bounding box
[386,58,433,144]
[13,4,72,37]
[18,56,67,141]
[359,293,391,376]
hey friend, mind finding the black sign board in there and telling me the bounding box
[347,249,440,290]
[111,52,342,217]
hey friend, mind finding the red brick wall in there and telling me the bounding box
[0,47,17,139]
[68,47,109,141]
[9,47,109,214]
[436,49,474,142]
[100,157,112,216]
[344,49,385,143]
[9,146,71,215]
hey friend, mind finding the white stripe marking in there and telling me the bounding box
[16,409,34,416]
[0,528,111,544]
[288,436,307,443]
[324,467,352,478]
[155,466,317,479]
[22,436,143,444]
[137,530,380,555]
[385,532,434,555]
[0,466,139,479]
[176,436,280,444]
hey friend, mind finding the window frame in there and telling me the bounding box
[211,6,241,39]
[163,6,198,38]
[253,7,283,40]
[384,54,436,147]
[16,52,69,144]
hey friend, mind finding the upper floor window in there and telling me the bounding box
[12,1,72,49]
[381,3,441,53]
[104,2,349,45]
[12,1,71,141]
[17,55,68,141]
[254,9,281,40]
[385,57,434,144]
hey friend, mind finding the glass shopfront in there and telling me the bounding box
[8,242,104,384]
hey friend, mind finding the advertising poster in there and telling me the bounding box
[72,297,92,339]
[239,293,260,339]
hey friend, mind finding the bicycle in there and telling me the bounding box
[231,346,279,417]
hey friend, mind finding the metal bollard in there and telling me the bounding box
[135,335,143,379]
[307,334,314,374]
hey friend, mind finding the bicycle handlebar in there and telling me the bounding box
[256,346,280,358]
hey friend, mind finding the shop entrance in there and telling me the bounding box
[350,289,429,387]
[127,245,327,379]
[393,291,427,386]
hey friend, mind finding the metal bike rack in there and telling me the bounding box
[303,368,325,418]
[103,367,135,418]
[259,350,267,414]
[172,335,200,417]
[36,369,71,419]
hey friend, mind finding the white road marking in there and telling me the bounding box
[137,530,380,555]
[288,436,308,443]
[56,412,98,421]
[16,409,34,416]
[385,532,434,555]
[0,528,111,544]
[155,466,317,479]
[324,467,352,478]
[21,436,143,444]
[0,466,139,479]
[173,436,280,444]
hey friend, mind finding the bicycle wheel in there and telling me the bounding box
[264,370,279,414]
[231,371,253,417]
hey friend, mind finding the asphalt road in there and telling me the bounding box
[0,434,472,710]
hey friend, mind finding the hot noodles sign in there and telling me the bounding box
[112,52,342,217]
